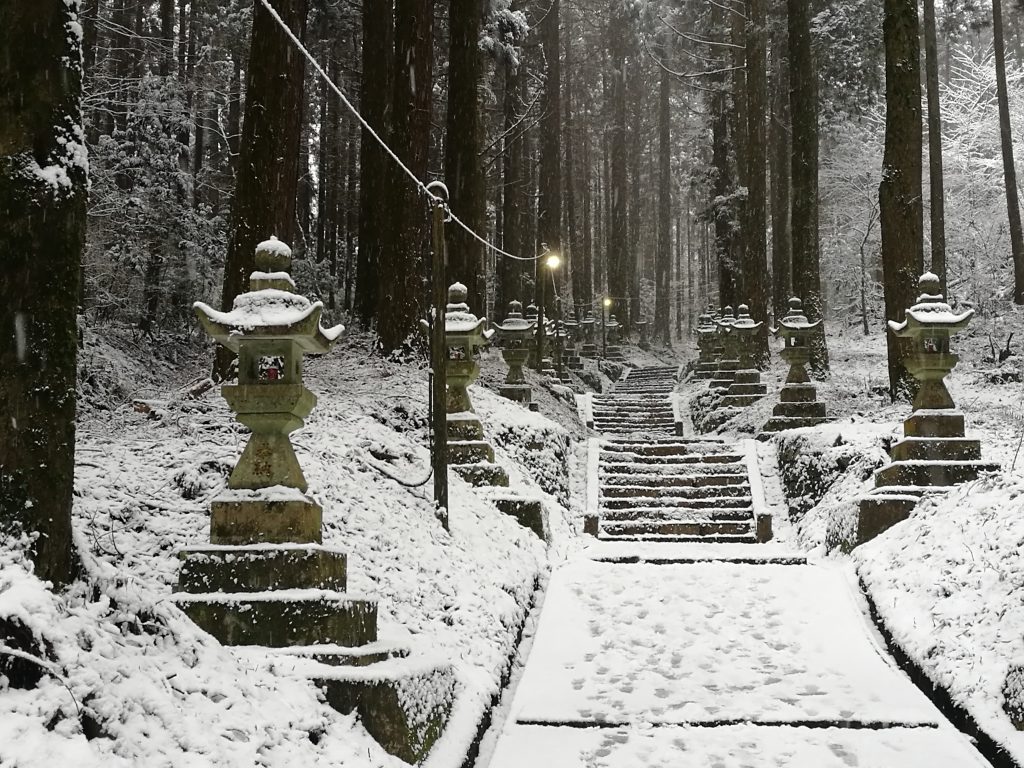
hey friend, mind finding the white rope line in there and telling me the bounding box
[256,0,542,263]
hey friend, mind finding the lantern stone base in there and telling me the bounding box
[693,360,719,379]
[316,657,455,765]
[172,589,378,647]
[480,491,547,539]
[606,346,625,362]
[448,440,495,464]
[210,491,322,545]
[178,544,347,593]
[447,412,485,440]
[500,384,533,403]
[758,382,830,438]
[581,343,599,358]
[452,462,510,487]
[856,409,999,544]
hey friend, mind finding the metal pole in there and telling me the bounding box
[536,266,545,371]
[602,302,607,358]
[429,192,449,530]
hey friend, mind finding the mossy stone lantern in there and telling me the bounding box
[606,314,621,344]
[696,309,718,368]
[716,305,738,360]
[888,272,974,411]
[495,299,536,403]
[445,282,494,415]
[637,317,650,350]
[774,297,820,384]
[192,237,344,544]
[731,304,763,370]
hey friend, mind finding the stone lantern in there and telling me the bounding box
[718,304,767,408]
[637,317,650,350]
[888,272,973,411]
[562,313,583,372]
[495,299,536,406]
[605,315,625,361]
[525,303,540,367]
[694,309,719,379]
[191,237,345,542]
[444,282,493,416]
[580,310,598,358]
[858,273,998,546]
[709,306,739,389]
[760,297,828,436]
[444,283,508,487]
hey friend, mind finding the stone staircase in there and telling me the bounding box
[591,436,760,542]
[591,366,680,435]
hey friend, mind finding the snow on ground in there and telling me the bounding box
[0,327,581,767]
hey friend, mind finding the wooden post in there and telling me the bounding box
[427,184,449,529]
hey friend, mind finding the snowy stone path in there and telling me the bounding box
[487,543,991,767]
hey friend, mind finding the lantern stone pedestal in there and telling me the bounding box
[444,284,510,488]
[496,300,535,406]
[605,316,625,361]
[637,318,650,350]
[856,273,999,546]
[693,306,720,379]
[708,307,740,389]
[717,305,767,409]
[175,239,453,764]
[760,298,830,437]
[580,313,598,358]
[563,319,584,371]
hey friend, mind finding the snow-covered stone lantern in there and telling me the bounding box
[888,272,973,411]
[191,237,344,541]
[774,296,819,385]
[580,310,598,358]
[637,317,650,350]
[760,297,828,437]
[709,306,739,389]
[694,308,719,379]
[495,299,536,405]
[606,314,621,345]
[444,282,493,416]
[731,304,762,371]
[857,273,997,546]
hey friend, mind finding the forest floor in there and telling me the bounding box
[1,307,1024,767]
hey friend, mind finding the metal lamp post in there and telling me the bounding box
[602,297,611,358]
[535,250,561,371]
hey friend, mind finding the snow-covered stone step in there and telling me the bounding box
[599,460,747,475]
[599,521,755,538]
[602,483,750,499]
[601,496,753,511]
[600,507,754,522]
[600,472,749,487]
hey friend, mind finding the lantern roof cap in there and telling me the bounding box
[774,296,821,334]
[496,299,536,333]
[732,303,763,331]
[888,272,973,336]
[445,282,493,337]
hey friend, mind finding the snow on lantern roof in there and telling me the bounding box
[496,300,537,335]
[888,272,973,336]
[775,296,821,334]
[732,304,763,331]
[445,282,493,339]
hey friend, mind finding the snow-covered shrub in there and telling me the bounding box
[486,410,571,508]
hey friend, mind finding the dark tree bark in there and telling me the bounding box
[499,58,526,310]
[378,0,432,351]
[711,88,738,309]
[444,0,485,311]
[565,16,589,314]
[654,60,672,345]
[607,2,629,323]
[879,0,924,398]
[581,108,594,310]
[745,0,770,361]
[787,0,829,375]
[923,0,947,294]
[0,0,87,588]
[769,10,792,322]
[356,1,393,326]
[215,0,308,379]
[537,0,562,315]
[993,0,1024,304]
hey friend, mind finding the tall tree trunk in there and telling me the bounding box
[654,61,672,345]
[356,1,393,326]
[769,11,792,322]
[923,0,947,294]
[0,0,87,587]
[607,3,629,323]
[787,0,829,375]
[378,0,432,351]
[993,0,1024,304]
[499,58,525,309]
[565,18,587,313]
[537,0,562,315]
[745,0,770,362]
[582,112,594,312]
[879,0,924,398]
[712,88,738,308]
[445,0,485,311]
[215,0,308,379]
